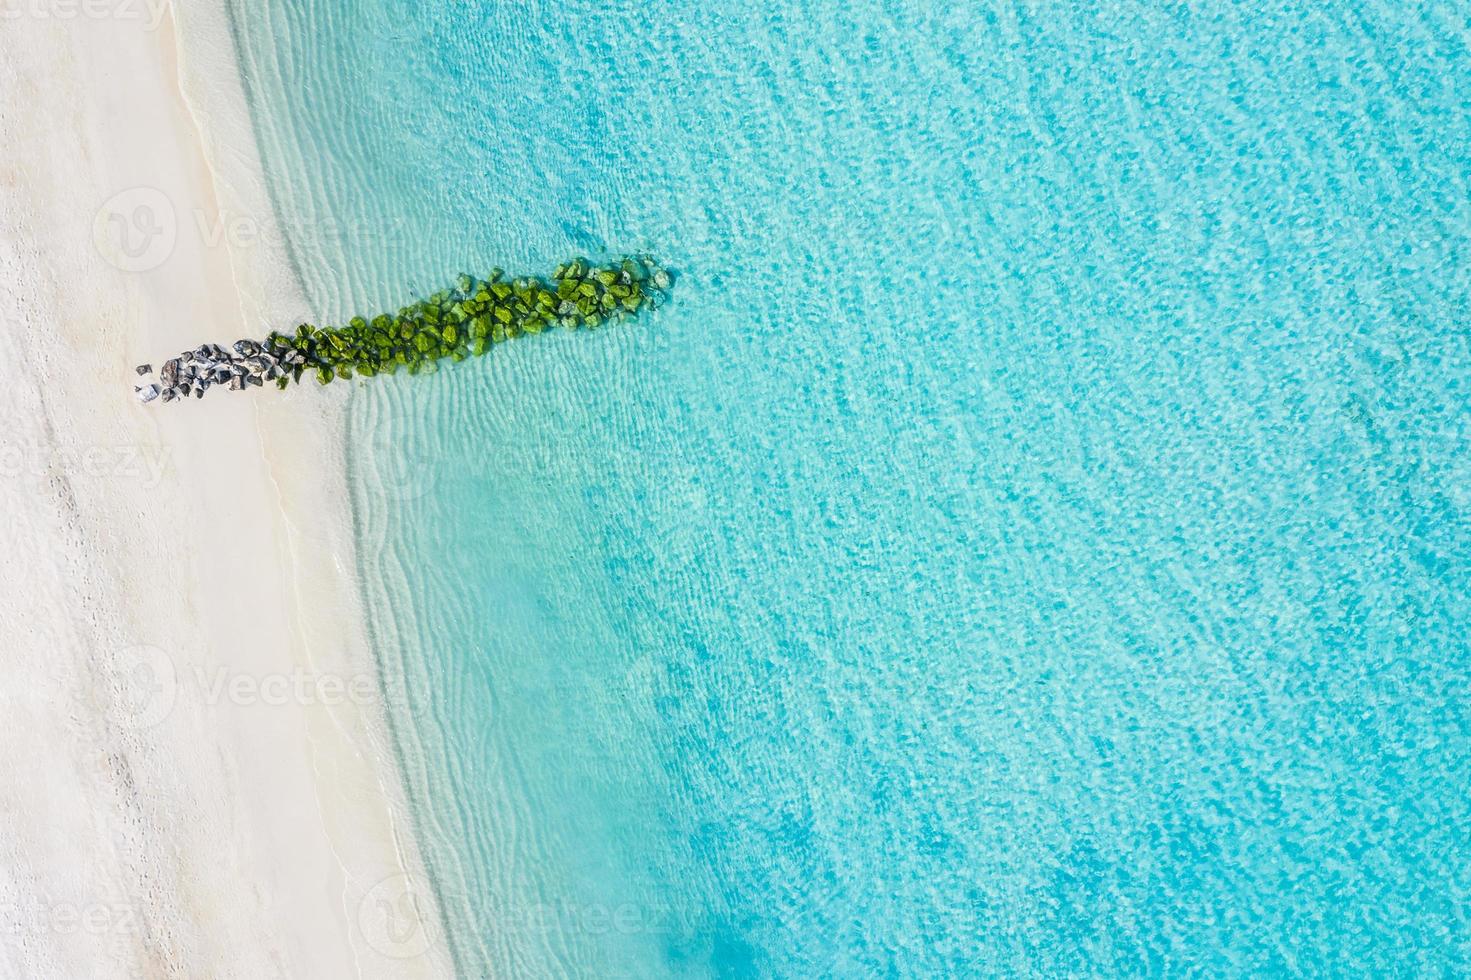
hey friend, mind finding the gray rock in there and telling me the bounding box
[246,374,263,387]
[134,383,161,403]
[161,359,180,387]
[161,388,177,403]
[135,363,152,376]
[229,375,245,391]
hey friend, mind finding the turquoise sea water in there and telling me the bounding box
[229,1,1471,974]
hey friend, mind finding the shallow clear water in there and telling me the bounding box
[230,0,1471,974]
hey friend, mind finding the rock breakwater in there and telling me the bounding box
[134,255,672,404]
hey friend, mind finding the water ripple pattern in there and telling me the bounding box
[228,0,1471,975]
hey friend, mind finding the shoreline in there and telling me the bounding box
[0,4,450,975]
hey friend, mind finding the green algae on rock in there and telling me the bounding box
[265,255,671,388]
[132,255,672,403]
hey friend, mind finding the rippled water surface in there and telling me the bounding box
[231,0,1471,974]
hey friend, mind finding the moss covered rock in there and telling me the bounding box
[258,255,672,394]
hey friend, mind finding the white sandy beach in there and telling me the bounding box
[0,4,450,976]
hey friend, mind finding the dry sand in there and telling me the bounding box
[0,3,450,976]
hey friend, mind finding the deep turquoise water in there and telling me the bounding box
[230,0,1471,974]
